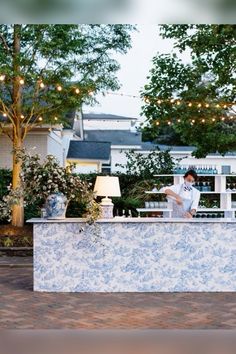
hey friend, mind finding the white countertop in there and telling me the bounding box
[27,217,236,223]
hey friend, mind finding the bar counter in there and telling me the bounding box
[28,218,236,292]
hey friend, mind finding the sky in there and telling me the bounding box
[84,25,177,119]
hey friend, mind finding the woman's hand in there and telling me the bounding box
[184,212,193,218]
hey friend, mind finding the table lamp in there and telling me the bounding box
[94,176,121,218]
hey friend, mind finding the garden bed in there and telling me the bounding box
[0,224,33,248]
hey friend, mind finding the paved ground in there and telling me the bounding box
[1,262,236,329]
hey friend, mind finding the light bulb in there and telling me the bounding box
[57,85,62,91]
[75,88,80,94]
[170,99,175,103]
[176,101,181,106]
[156,121,160,125]
[191,119,195,123]
[168,121,171,125]
[38,116,43,121]
[212,118,215,122]
[19,78,24,85]
[202,119,205,123]
[198,103,202,108]
[157,99,162,104]
[177,119,181,123]
[3,113,7,117]
[221,117,225,121]
[39,82,45,89]
[54,116,58,121]
[0,74,5,81]
[88,90,94,96]
[216,104,220,108]
[205,103,209,108]
[21,114,24,119]
[223,105,227,109]
[188,103,192,107]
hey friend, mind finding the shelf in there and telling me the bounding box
[154,174,236,177]
[197,208,229,211]
[137,208,172,212]
[145,191,164,194]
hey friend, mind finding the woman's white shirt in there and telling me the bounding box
[161,183,200,210]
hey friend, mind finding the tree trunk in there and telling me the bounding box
[12,137,24,227]
[11,24,24,227]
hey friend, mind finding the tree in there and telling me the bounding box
[116,148,174,179]
[141,25,236,158]
[0,24,134,226]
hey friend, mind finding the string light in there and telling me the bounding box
[188,103,192,107]
[197,103,202,108]
[167,121,171,125]
[201,119,205,123]
[38,116,43,121]
[75,88,80,94]
[177,119,181,123]
[54,116,58,121]
[212,118,216,122]
[39,82,45,89]
[3,113,7,117]
[88,90,94,96]
[56,85,62,91]
[0,74,5,81]
[223,105,227,109]
[170,99,175,104]
[205,103,210,108]
[21,114,24,119]
[157,99,162,104]
[191,119,195,123]
[156,121,160,126]
[216,104,220,108]
[176,101,181,106]
[221,117,225,121]
[19,78,24,85]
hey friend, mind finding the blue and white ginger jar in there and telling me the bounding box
[45,193,68,219]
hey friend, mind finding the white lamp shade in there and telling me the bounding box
[94,176,121,197]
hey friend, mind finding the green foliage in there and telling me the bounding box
[141,25,236,157]
[0,24,134,128]
[0,169,11,199]
[116,148,175,179]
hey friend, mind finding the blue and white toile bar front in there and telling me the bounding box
[28,218,236,292]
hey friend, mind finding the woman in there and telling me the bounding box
[162,169,200,218]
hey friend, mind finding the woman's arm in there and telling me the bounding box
[164,188,183,205]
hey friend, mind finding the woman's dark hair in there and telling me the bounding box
[184,169,198,181]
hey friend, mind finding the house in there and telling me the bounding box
[0,125,65,169]
[66,112,141,173]
[1,111,235,175]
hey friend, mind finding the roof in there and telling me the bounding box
[84,130,142,146]
[67,140,111,161]
[83,113,138,121]
[140,142,236,156]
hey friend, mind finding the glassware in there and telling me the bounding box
[212,200,219,209]
[152,184,158,192]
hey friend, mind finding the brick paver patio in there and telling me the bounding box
[0,264,236,329]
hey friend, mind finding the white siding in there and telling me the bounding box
[0,133,48,169]
[47,131,64,166]
[83,119,133,131]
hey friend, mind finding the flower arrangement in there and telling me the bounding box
[7,149,102,222]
